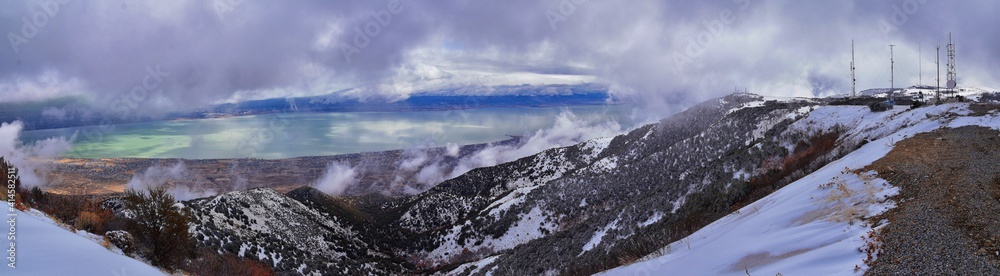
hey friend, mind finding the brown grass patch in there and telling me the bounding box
[731,248,813,272]
[969,103,1000,116]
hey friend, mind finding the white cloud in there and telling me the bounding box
[447,110,621,178]
[445,142,460,157]
[0,121,74,187]
[399,149,429,172]
[0,71,86,103]
[415,162,446,187]
[313,161,359,195]
[381,109,622,195]
[10,1,996,113]
[126,161,215,201]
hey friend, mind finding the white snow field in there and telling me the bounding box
[602,103,1000,275]
[2,202,164,276]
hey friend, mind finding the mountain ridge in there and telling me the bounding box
[177,94,1000,275]
[182,93,826,274]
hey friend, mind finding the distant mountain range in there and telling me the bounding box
[0,84,613,131]
[196,84,612,118]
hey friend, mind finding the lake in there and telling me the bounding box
[20,105,637,159]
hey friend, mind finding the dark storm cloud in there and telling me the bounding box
[1,0,998,115]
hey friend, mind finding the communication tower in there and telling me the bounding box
[851,40,856,98]
[946,33,957,90]
[889,44,895,101]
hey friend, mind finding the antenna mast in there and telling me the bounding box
[889,44,895,101]
[936,45,941,103]
[946,32,957,90]
[919,42,922,86]
[851,40,856,98]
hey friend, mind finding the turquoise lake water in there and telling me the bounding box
[20,105,636,159]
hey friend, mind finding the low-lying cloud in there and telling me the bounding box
[126,161,215,201]
[0,120,73,187]
[313,109,624,196]
[313,161,359,196]
[447,110,621,179]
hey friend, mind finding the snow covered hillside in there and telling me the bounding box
[185,187,405,275]
[603,103,1000,275]
[185,93,819,274]
[171,93,1000,275]
[851,85,998,102]
[1,202,164,276]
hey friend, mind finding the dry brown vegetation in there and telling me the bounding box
[180,248,275,276]
[3,157,275,275]
[969,103,1000,116]
[740,130,841,208]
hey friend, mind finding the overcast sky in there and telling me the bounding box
[1,0,998,113]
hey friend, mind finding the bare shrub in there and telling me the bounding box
[122,187,196,270]
[106,230,136,255]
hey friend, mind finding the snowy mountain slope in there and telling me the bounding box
[185,188,404,275]
[602,103,1000,275]
[430,101,988,274]
[178,92,998,275]
[185,93,816,274]
[403,94,840,274]
[186,93,835,274]
[2,203,165,276]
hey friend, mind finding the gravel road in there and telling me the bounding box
[865,126,1000,275]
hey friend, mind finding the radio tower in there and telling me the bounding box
[936,45,941,103]
[946,33,957,90]
[889,44,895,101]
[851,40,856,98]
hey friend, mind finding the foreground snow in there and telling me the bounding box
[2,202,164,276]
[602,103,1000,275]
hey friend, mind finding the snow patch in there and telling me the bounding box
[581,218,620,254]
[590,156,619,173]
[727,100,765,114]
[639,212,664,227]
[482,185,540,217]
[428,206,557,266]
[4,203,165,275]
[580,136,614,162]
[732,169,749,180]
[445,255,500,275]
